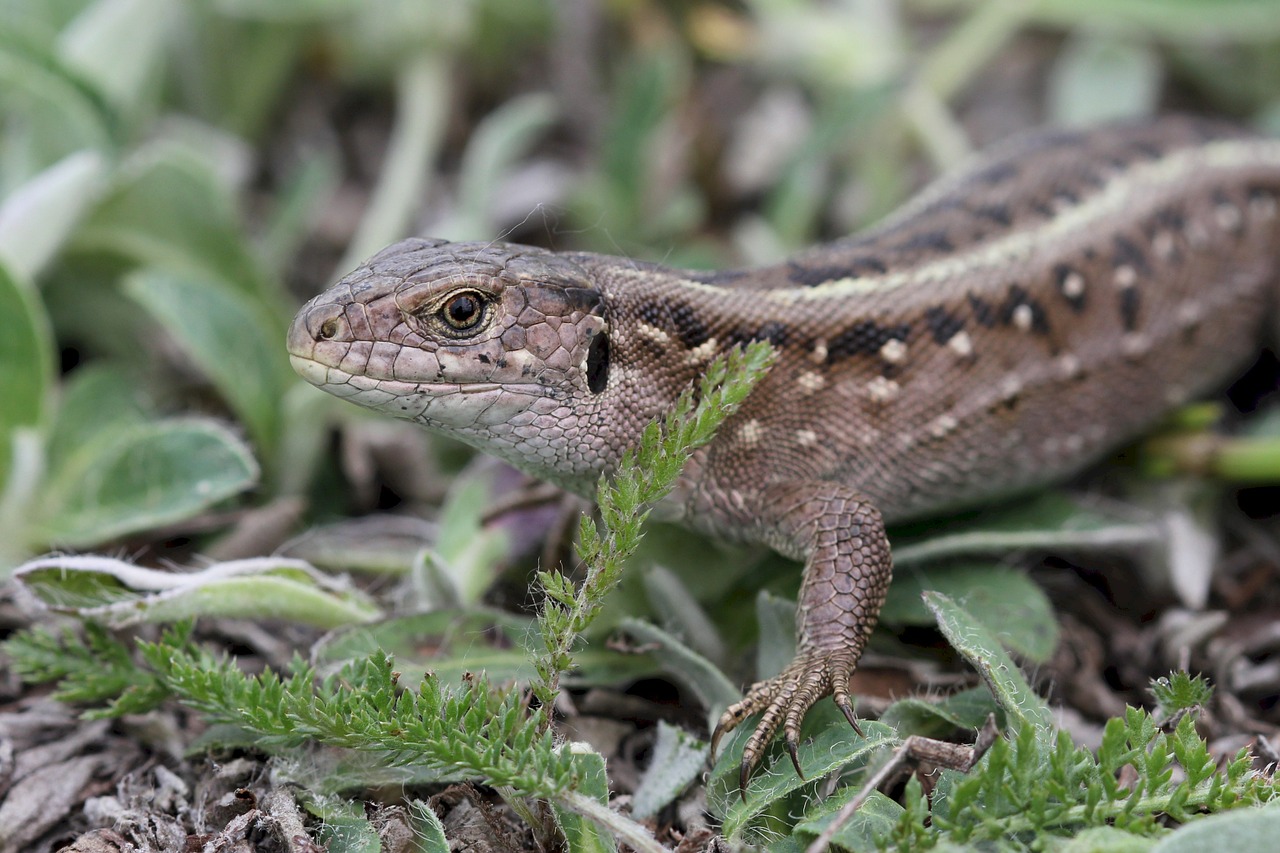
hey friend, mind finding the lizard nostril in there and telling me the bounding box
[318,318,340,340]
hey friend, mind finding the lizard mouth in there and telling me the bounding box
[288,354,543,397]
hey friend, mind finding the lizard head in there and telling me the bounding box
[287,238,615,489]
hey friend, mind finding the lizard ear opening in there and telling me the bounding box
[586,330,609,394]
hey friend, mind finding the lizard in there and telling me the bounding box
[287,115,1280,787]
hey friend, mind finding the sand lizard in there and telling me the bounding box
[287,116,1280,785]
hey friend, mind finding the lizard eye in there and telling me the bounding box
[438,290,488,334]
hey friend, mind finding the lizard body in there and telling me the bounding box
[287,116,1280,783]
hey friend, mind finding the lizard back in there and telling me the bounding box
[568,118,1280,527]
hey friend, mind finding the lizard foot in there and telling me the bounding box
[710,647,862,793]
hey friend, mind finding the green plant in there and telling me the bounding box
[4,342,776,851]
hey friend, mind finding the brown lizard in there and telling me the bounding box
[287,116,1280,785]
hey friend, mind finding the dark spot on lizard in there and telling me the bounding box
[1119,286,1141,332]
[1021,128,1082,152]
[894,230,955,254]
[754,321,790,347]
[477,353,491,364]
[967,293,997,327]
[972,204,1013,226]
[688,268,750,285]
[827,320,912,360]
[1001,285,1049,335]
[637,300,667,328]
[563,286,604,314]
[924,306,965,344]
[1113,236,1151,276]
[1154,206,1185,231]
[1131,140,1165,161]
[972,161,1018,186]
[1214,189,1245,234]
[787,257,887,286]
[667,300,711,348]
[1247,184,1276,205]
[1181,315,1200,346]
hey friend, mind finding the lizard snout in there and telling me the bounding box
[288,301,348,356]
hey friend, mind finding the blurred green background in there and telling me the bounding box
[2,0,1279,570]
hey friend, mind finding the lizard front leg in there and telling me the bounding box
[711,480,893,788]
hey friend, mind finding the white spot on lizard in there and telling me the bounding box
[798,371,826,394]
[867,376,901,403]
[1012,304,1034,332]
[879,338,907,365]
[684,337,719,365]
[1061,271,1086,299]
[928,414,959,438]
[947,330,973,358]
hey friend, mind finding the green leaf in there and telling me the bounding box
[754,589,798,680]
[631,721,708,820]
[1047,33,1161,126]
[891,492,1162,566]
[73,143,280,309]
[424,464,513,607]
[715,719,898,841]
[314,610,657,687]
[123,268,289,457]
[1061,826,1157,853]
[1150,672,1213,717]
[0,261,54,493]
[13,555,379,628]
[58,0,172,117]
[1027,0,1280,41]
[924,591,1054,734]
[0,27,115,184]
[34,418,258,547]
[879,686,998,738]
[1150,805,1280,852]
[46,365,150,475]
[619,618,741,724]
[437,93,558,240]
[312,799,383,853]
[641,564,727,667]
[334,54,450,277]
[883,563,1059,663]
[407,800,450,853]
[794,788,905,851]
[211,0,363,21]
[0,150,110,279]
[551,745,616,853]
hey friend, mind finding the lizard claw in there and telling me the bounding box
[714,647,861,796]
[836,694,865,738]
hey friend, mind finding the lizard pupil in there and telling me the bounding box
[442,292,484,330]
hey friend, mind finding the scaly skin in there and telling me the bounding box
[287,117,1280,787]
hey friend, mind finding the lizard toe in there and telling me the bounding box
[720,650,869,793]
